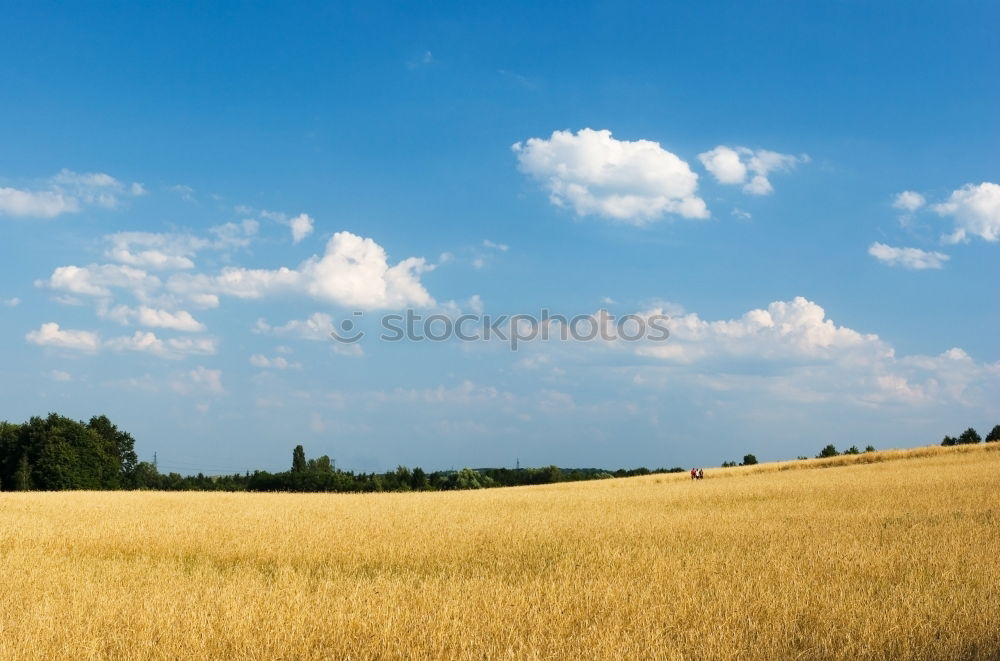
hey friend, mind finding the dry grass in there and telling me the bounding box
[1,444,998,660]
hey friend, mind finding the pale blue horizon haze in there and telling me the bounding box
[1,1,998,474]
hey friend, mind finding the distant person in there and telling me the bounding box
[691,468,697,480]
[697,468,704,480]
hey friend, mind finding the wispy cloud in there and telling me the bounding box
[0,169,144,218]
[868,242,949,270]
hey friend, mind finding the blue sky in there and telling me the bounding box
[2,1,997,473]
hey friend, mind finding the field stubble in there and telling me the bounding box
[1,444,998,660]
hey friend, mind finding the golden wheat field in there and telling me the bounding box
[1,444,998,661]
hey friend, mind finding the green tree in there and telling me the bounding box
[394,465,412,490]
[986,425,1000,443]
[87,415,136,487]
[817,444,839,458]
[540,465,562,483]
[741,454,758,466]
[14,455,31,491]
[941,435,957,446]
[291,445,307,473]
[0,421,23,488]
[958,428,981,444]
[410,467,428,490]
[22,414,120,490]
[864,445,876,453]
[129,461,162,489]
[844,446,860,455]
[451,468,494,490]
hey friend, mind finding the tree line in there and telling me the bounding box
[0,413,684,492]
[3,413,996,492]
[941,426,1000,446]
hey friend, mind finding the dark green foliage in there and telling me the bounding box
[310,455,333,473]
[817,444,839,458]
[291,445,307,473]
[958,428,981,444]
[843,446,860,455]
[741,454,758,466]
[410,466,428,490]
[129,461,161,489]
[0,414,125,490]
[15,454,31,491]
[941,435,957,446]
[721,461,737,468]
[88,415,137,486]
[986,425,1000,443]
[864,445,876,453]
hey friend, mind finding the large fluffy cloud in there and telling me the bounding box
[42,229,434,312]
[637,297,884,364]
[868,242,949,270]
[299,232,433,308]
[167,231,434,309]
[622,296,999,409]
[513,128,708,224]
[698,146,808,195]
[0,169,143,218]
[935,182,1000,243]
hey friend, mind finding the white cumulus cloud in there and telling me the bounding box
[168,231,434,309]
[698,146,808,195]
[100,305,206,332]
[0,188,78,217]
[868,242,949,270]
[934,182,1000,243]
[25,322,101,352]
[104,232,207,270]
[25,321,214,358]
[892,191,926,212]
[624,297,1000,409]
[637,296,885,364]
[289,213,315,243]
[513,128,708,224]
[41,263,162,300]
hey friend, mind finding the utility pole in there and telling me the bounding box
[153,452,157,469]
[516,457,520,470]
